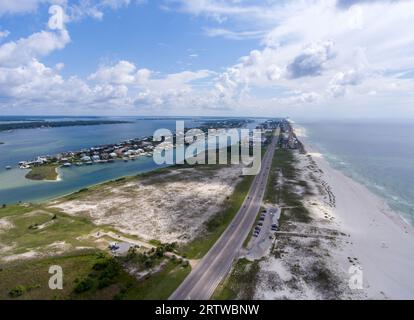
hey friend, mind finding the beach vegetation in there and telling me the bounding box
[213,258,260,300]
[25,165,58,181]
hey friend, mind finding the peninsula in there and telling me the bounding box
[0,120,131,132]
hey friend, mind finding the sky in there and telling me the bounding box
[0,0,414,119]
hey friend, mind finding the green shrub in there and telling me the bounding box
[9,285,26,298]
[74,278,94,293]
[97,277,112,289]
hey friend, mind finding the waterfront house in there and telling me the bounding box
[59,157,69,163]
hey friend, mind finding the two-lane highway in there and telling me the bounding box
[170,131,279,300]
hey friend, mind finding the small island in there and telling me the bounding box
[25,165,59,181]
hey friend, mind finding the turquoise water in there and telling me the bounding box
[300,120,414,225]
[0,117,264,204]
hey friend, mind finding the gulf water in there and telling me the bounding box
[300,120,414,225]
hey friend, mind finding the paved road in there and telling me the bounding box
[170,131,279,300]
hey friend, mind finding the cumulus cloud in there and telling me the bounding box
[2,0,414,117]
[89,60,141,85]
[0,29,70,67]
[186,0,414,112]
[328,68,363,97]
[287,41,335,78]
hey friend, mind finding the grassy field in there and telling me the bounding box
[120,259,191,300]
[0,251,191,300]
[0,204,98,258]
[0,251,101,299]
[0,203,191,300]
[212,258,260,300]
[25,165,59,181]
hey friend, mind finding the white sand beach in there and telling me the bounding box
[299,129,414,299]
[256,127,414,300]
[310,146,414,299]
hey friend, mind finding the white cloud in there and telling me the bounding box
[0,29,70,67]
[0,0,48,15]
[3,0,414,117]
[328,68,363,97]
[189,0,414,114]
[66,0,147,21]
[287,41,335,78]
[0,0,144,21]
[0,30,10,39]
[204,28,266,40]
[167,0,284,25]
[89,60,139,85]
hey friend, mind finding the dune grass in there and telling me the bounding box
[212,258,260,300]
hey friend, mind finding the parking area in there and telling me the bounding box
[245,207,280,260]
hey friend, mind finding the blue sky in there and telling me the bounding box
[1,1,259,77]
[1,0,414,119]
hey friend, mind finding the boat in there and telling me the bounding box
[123,158,129,162]
[5,166,12,170]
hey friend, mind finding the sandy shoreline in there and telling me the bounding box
[295,126,414,299]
